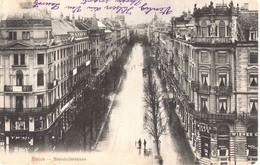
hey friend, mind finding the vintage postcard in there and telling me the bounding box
[0,0,258,164]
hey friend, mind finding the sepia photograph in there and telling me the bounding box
[0,0,258,164]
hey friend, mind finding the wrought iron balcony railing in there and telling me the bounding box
[4,85,32,92]
[214,85,232,96]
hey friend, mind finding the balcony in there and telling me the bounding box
[198,85,211,94]
[238,112,258,123]
[0,99,60,116]
[191,37,232,44]
[4,85,32,93]
[189,109,235,122]
[214,85,232,96]
[191,81,199,91]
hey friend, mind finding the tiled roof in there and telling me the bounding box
[52,20,79,36]
[237,11,258,41]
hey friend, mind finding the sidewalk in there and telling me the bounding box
[153,69,197,164]
[92,76,123,151]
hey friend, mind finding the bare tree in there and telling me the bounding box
[143,74,168,158]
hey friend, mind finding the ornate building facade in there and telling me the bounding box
[0,2,129,152]
[150,2,258,165]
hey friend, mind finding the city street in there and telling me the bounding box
[92,43,195,165]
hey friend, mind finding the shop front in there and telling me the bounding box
[217,125,230,164]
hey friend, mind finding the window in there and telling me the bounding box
[13,54,25,65]
[219,74,227,87]
[219,53,227,63]
[20,54,25,65]
[249,74,258,86]
[201,98,208,113]
[37,53,44,65]
[37,70,44,86]
[8,32,17,40]
[22,31,30,40]
[250,100,258,116]
[250,31,257,40]
[54,51,56,61]
[37,95,43,107]
[16,96,23,112]
[16,70,23,86]
[14,54,18,65]
[219,99,227,113]
[249,52,258,63]
[201,21,207,37]
[201,52,209,63]
[201,74,208,86]
[219,21,225,37]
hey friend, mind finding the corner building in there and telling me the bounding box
[0,2,91,152]
[150,2,258,165]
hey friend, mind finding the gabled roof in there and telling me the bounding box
[52,20,79,36]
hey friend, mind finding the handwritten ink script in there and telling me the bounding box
[32,0,172,15]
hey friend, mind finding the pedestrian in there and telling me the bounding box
[138,138,142,149]
[144,139,147,150]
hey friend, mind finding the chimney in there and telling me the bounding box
[72,14,75,25]
[60,12,63,20]
[243,3,249,11]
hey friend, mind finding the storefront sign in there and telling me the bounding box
[230,132,258,137]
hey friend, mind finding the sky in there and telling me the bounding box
[0,0,258,25]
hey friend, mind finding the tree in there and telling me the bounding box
[143,72,168,159]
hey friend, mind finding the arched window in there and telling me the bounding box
[201,21,208,37]
[37,70,44,86]
[219,21,225,37]
[16,70,23,86]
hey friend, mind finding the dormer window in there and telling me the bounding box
[250,30,257,41]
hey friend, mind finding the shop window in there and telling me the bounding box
[37,70,44,86]
[219,74,227,87]
[201,98,208,113]
[201,52,209,63]
[219,99,227,113]
[37,95,43,108]
[35,116,44,130]
[37,53,44,65]
[217,125,230,157]
[249,52,258,64]
[249,74,258,87]
[16,70,23,86]
[201,132,210,158]
[219,21,225,37]
[247,126,258,156]
[250,100,258,116]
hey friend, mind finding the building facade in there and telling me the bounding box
[150,2,258,165]
[0,2,129,152]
